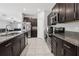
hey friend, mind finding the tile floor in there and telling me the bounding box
[20,38,54,56]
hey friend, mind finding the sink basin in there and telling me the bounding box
[0,33,19,37]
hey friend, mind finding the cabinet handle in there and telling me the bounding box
[64,44,71,49]
[5,43,12,47]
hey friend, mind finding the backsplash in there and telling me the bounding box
[54,20,79,32]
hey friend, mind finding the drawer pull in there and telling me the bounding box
[5,43,12,47]
[64,44,71,49]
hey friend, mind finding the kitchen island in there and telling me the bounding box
[0,31,28,56]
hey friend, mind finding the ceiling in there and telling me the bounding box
[0,3,55,22]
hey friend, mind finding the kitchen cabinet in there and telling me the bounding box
[12,34,25,56]
[65,3,75,22]
[63,41,77,56]
[52,36,57,55]
[20,34,25,52]
[58,3,66,23]
[0,40,13,56]
[0,33,26,56]
[12,37,21,56]
[52,4,59,13]
[52,3,76,23]
[77,47,79,56]
[51,36,63,56]
[56,37,63,56]
[47,14,51,26]
[51,35,77,56]
[47,36,52,52]
[75,3,79,20]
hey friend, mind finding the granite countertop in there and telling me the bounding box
[52,31,79,47]
[0,31,26,44]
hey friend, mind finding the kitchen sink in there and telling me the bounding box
[0,33,19,37]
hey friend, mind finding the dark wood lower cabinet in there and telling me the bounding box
[12,40,21,56]
[77,47,79,56]
[46,36,52,52]
[63,41,77,56]
[52,36,57,55]
[0,43,12,56]
[20,37,25,52]
[51,35,77,56]
[56,37,63,56]
[0,33,26,56]
[52,36,63,56]
[12,34,26,56]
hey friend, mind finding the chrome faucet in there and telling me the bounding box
[5,25,10,35]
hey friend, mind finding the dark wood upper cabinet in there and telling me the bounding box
[51,3,76,23]
[52,4,59,13]
[47,14,51,26]
[58,3,66,23]
[75,3,79,20]
[65,3,75,22]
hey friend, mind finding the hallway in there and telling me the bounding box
[20,38,54,56]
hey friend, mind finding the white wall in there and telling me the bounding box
[54,21,79,32]
[37,11,45,39]
[44,11,50,32]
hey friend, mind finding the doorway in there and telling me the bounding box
[23,17,37,38]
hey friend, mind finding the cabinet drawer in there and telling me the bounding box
[63,41,77,56]
[1,39,13,47]
[63,41,76,51]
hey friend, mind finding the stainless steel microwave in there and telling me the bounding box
[50,13,58,25]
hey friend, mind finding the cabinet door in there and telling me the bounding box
[75,3,79,20]
[52,4,59,13]
[77,47,79,56]
[63,46,76,56]
[47,14,51,26]
[65,3,75,22]
[47,37,52,51]
[63,48,74,56]
[20,37,25,52]
[63,41,77,56]
[0,42,12,56]
[52,36,57,55]
[12,39,21,56]
[59,3,66,23]
[56,38,63,56]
